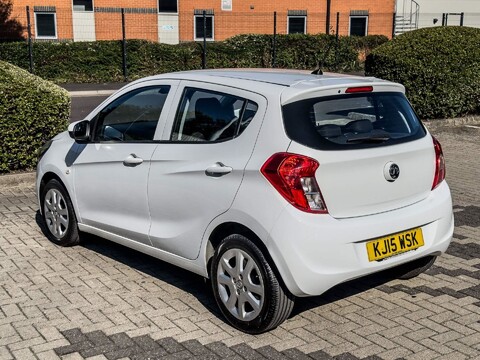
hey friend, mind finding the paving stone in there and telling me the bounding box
[182,339,216,356]
[79,344,120,358]
[231,343,267,359]
[62,328,90,344]
[86,330,114,347]
[54,341,94,356]
[1,126,480,360]
[282,348,313,360]
[206,341,238,358]
[308,350,332,360]
[103,345,145,360]
[109,332,136,349]
[157,337,187,354]
[11,347,36,360]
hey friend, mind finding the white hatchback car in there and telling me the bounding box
[37,70,453,333]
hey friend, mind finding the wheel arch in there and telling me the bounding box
[39,171,74,216]
[40,171,65,194]
[206,222,289,292]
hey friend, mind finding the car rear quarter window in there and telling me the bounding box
[171,87,258,142]
[282,92,426,150]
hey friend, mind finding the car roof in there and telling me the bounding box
[129,69,405,103]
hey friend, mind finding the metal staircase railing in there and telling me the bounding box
[395,0,420,36]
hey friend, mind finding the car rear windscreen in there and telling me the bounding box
[282,92,426,150]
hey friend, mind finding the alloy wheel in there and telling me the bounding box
[216,248,265,321]
[44,188,69,239]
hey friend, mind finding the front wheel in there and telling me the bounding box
[211,234,294,334]
[41,179,80,247]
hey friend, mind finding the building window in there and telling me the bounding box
[350,16,368,36]
[194,15,214,40]
[288,16,306,34]
[221,0,232,11]
[35,12,57,39]
[73,0,93,12]
[158,0,177,13]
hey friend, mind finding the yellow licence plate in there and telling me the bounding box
[366,227,424,262]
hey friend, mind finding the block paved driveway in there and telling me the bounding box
[1,124,479,360]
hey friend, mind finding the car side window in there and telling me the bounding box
[93,86,170,142]
[170,87,258,142]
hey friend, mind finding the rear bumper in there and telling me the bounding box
[267,181,453,297]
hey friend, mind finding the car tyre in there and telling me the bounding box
[211,234,294,334]
[395,255,436,280]
[41,179,80,247]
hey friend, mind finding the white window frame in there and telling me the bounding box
[349,15,369,36]
[287,15,307,34]
[34,12,58,39]
[221,0,232,11]
[194,15,215,41]
[72,0,94,12]
[158,0,178,14]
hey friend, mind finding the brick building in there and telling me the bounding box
[180,0,395,41]
[8,0,395,43]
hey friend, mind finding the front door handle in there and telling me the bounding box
[123,154,143,167]
[205,162,233,177]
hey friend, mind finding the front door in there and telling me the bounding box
[148,83,266,259]
[73,81,178,244]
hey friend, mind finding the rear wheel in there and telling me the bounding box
[41,179,80,247]
[211,234,294,334]
[394,255,436,280]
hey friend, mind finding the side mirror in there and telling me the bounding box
[68,120,90,142]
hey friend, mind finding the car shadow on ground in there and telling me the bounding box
[35,210,402,325]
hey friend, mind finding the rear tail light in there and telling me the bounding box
[432,136,446,190]
[261,153,328,213]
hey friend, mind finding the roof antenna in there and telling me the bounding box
[311,66,323,75]
[312,37,335,75]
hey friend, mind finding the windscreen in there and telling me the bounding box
[282,92,426,150]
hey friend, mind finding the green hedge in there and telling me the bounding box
[0,60,70,173]
[0,34,388,83]
[366,27,480,119]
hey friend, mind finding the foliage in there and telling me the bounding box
[0,34,388,83]
[0,0,24,41]
[0,60,70,173]
[366,27,480,119]
[346,35,389,62]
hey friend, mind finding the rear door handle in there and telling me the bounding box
[123,154,143,166]
[205,162,233,177]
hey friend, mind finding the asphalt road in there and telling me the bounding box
[62,83,125,123]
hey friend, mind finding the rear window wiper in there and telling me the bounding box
[345,131,391,143]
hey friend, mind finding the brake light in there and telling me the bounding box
[345,86,373,93]
[261,153,328,213]
[432,136,446,190]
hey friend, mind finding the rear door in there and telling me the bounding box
[147,82,266,259]
[282,90,434,218]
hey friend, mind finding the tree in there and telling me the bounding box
[0,0,25,40]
